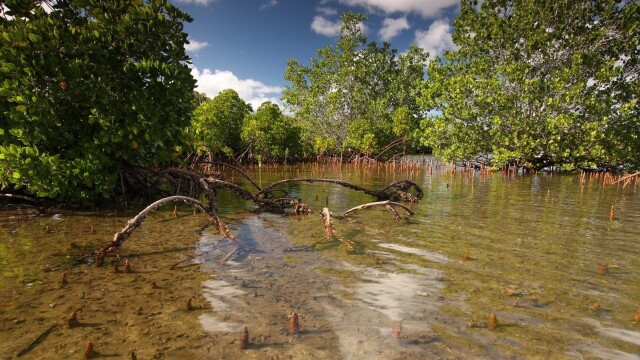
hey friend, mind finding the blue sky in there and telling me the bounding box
[170,0,461,109]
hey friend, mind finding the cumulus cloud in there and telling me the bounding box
[173,0,219,5]
[190,67,283,110]
[379,17,410,41]
[185,39,209,52]
[259,0,278,10]
[414,19,456,59]
[336,0,458,18]
[311,16,342,37]
[311,15,368,37]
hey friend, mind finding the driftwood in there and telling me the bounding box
[96,195,244,265]
[104,196,211,252]
[342,201,414,220]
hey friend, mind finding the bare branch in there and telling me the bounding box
[106,196,210,251]
[341,200,415,219]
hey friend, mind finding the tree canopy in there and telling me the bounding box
[283,12,428,157]
[0,0,196,201]
[241,101,303,162]
[187,89,253,158]
[420,0,639,170]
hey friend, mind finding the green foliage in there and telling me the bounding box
[241,102,303,161]
[188,89,252,157]
[283,12,428,157]
[420,0,639,170]
[0,0,196,200]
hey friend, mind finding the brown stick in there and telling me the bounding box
[16,324,59,357]
[321,207,334,238]
[341,200,415,219]
[169,255,196,270]
[213,214,242,264]
[319,207,356,252]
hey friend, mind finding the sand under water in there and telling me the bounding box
[1,208,474,360]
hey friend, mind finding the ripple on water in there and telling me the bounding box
[376,242,450,264]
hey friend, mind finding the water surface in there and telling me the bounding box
[1,162,639,359]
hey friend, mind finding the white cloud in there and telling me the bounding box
[336,0,459,18]
[414,19,456,59]
[185,39,209,52]
[260,0,278,10]
[173,0,219,5]
[379,17,410,41]
[190,67,283,110]
[311,15,369,37]
[311,16,342,37]
[316,6,338,16]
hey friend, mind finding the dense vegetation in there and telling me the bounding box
[421,0,639,171]
[283,13,428,157]
[1,0,638,202]
[0,0,195,201]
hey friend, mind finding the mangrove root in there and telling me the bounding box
[341,200,414,220]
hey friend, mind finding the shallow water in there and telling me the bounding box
[1,162,639,359]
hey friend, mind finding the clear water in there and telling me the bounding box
[1,162,639,359]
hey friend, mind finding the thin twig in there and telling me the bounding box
[16,324,59,357]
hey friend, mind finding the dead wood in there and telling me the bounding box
[192,161,263,191]
[317,207,356,252]
[257,178,377,199]
[341,201,415,220]
[321,207,334,238]
[16,324,59,357]
[104,196,211,252]
[255,178,423,203]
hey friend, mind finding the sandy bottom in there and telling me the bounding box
[0,210,493,359]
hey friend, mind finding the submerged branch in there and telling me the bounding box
[256,178,423,202]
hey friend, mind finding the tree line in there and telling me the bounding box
[1,0,638,201]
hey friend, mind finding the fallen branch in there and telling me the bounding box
[192,161,263,191]
[169,255,196,270]
[255,178,423,202]
[341,201,415,220]
[16,324,58,357]
[104,196,211,252]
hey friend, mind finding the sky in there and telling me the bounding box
[169,0,461,110]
